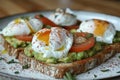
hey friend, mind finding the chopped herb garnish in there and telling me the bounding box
[101,69,110,72]
[88,72,90,74]
[45,25,52,29]
[55,15,58,18]
[63,72,76,80]
[118,56,120,59]
[39,15,44,18]
[86,33,93,39]
[22,64,30,69]
[7,59,19,64]
[21,16,29,20]
[94,74,97,78]
[0,57,4,60]
[14,71,19,74]
[117,71,120,73]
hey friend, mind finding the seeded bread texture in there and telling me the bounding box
[18,43,120,78]
[3,35,120,78]
[4,39,24,58]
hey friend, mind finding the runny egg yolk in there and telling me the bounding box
[36,29,51,45]
[93,19,109,36]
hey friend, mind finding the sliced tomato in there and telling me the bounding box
[35,15,80,31]
[14,35,33,42]
[70,32,95,52]
[35,15,59,27]
[62,21,80,31]
[63,25,79,31]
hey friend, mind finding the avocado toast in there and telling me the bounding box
[1,9,120,79]
[17,28,120,78]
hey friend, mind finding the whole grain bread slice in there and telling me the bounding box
[17,43,120,78]
[3,35,120,78]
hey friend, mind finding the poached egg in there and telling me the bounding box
[2,18,43,36]
[49,8,77,26]
[32,27,73,59]
[77,19,116,44]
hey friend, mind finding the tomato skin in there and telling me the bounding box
[63,25,79,31]
[14,35,33,42]
[35,15,80,31]
[63,20,80,31]
[35,15,59,27]
[70,33,95,52]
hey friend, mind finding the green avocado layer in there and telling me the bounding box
[5,31,120,64]
[113,31,120,43]
[24,42,103,64]
[5,37,30,48]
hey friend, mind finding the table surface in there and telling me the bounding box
[0,0,120,18]
[0,0,120,80]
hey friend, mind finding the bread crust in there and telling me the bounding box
[18,43,120,78]
[3,37,120,78]
[4,38,24,58]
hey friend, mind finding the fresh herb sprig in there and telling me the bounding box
[22,64,30,69]
[118,56,120,59]
[7,59,19,64]
[0,57,4,60]
[117,71,120,73]
[94,74,97,78]
[101,69,110,72]
[14,71,19,74]
[63,72,76,80]
[21,16,29,20]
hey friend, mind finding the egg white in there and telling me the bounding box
[96,24,116,43]
[2,19,30,36]
[2,18,43,36]
[28,18,43,32]
[32,27,73,59]
[77,19,116,44]
[49,8,77,26]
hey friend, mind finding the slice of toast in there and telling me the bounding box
[17,43,120,78]
[3,34,120,78]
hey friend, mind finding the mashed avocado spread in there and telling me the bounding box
[24,42,103,64]
[5,37,30,48]
[5,31,120,64]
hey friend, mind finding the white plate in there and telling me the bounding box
[0,10,120,80]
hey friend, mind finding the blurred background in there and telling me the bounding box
[0,0,120,18]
